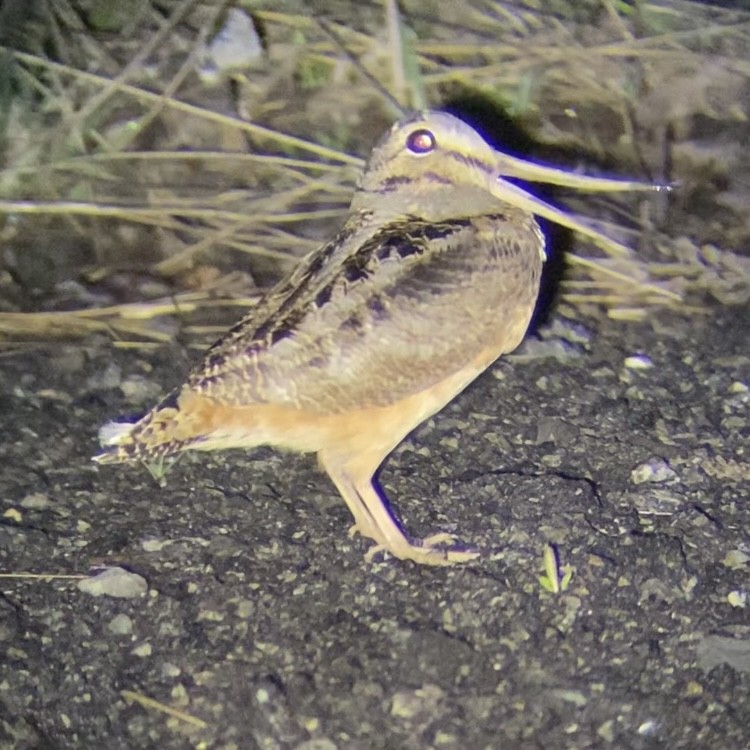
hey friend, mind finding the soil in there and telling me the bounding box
[1,303,749,750]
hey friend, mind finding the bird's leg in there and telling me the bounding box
[318,451,478,566]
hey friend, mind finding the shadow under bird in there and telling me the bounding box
[94,111,664,565]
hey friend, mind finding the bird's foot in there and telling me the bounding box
[363,532,479,566]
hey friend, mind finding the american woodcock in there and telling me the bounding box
[95,111,663,565]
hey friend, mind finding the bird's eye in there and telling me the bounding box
[406,128,436,155]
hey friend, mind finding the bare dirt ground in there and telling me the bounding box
[1,1,749,749]
[1,305,749,749]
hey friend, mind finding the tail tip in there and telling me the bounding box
[97,420,137,447]
[92,420,138,464]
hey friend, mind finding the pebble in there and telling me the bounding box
[107,614,134,635]
[78,567,148,598]
[87,363,122,391]
[624,354,654,370]
[120,375,162,404]
[20,493,51,510]
[294,741,338,750]
[198,8,263,83]
[631,457,678,484]
[510,337,580,362]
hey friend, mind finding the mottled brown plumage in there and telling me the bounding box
[94,111,658,565]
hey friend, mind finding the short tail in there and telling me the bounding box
[92,387,201,466]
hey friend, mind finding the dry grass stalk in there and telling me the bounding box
[0,2,748,344]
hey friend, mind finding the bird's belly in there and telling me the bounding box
[184,334,515,461]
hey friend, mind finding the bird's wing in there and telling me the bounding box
[190,211,544,414]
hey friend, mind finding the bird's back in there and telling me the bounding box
[94,204,543,465]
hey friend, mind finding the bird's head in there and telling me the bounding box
[353,111,512,220]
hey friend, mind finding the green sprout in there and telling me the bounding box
[144,456,178,488]
[539,543,574,594]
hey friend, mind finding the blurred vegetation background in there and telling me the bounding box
[0,0,748,347]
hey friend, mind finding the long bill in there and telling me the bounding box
[494,150,670,194]
[483,154,680,301]
[488,176,637,258]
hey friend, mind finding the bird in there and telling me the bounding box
[94,110,664,565]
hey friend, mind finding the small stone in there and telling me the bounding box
[510,337,580,362]
[542,318,592,345]
[390,684,444,720]
[132,642,152,657]
[637,719,660,737]
[550,689,587,707]
[197,609,224,623]
[88,363,122,391]
[294,740,338,750]
[597,719,615,743]
[162,663,181,678]
[727,591,747,608]
[78,567,148,598]
[107,614,134,635]
[198,8,263,83]
[141,538,170,552]
[624,354,654,370]
[20,493,51,510]
[723,549,750,569]
[631,457,678,484]
[120,375,162,404]
[434,732,458,746]
[684,680,703,697]
[35,388,72,403]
